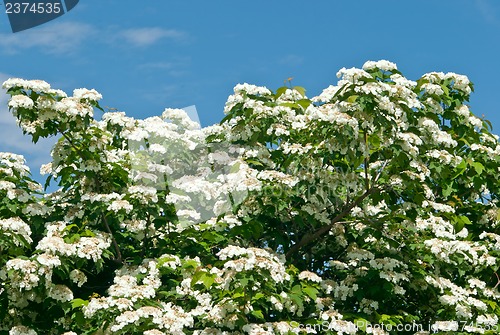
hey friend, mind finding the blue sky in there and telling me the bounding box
[1,0,500,184]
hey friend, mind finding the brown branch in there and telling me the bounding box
[285,186,377,261]
[102,214,123,265]
[55,124,83,155]
[494,272,500,290]
[141,215,152,258]
[364,131,370,192]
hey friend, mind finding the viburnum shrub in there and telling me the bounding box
[1,60,500,335]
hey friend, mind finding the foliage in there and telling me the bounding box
[1,60,500,334]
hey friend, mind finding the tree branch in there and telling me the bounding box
[102,214,123,265]
[285,186,377,261]
[364,131,370,192]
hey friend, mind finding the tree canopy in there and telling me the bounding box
[1,60,500,335]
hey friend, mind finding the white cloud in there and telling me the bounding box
[138,59,190,77]
[139,62,176,70]
[141,84,179,102]
[475,0,498,24]
[279,54,304,66]
[0,21,186,54]
[0,21,95,54]
[120,27,186,47]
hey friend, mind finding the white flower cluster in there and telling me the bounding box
[69,269,87,287]
[110,303,193,333]
[362,60,398,72]
[8,95,34,109]
[0,217,33,246]
[73,88,102,101]
[8,326,38,335]
[37,221,111,262]
[419,118,458,148]
[0,152,31,177]
[421,72,472,95]
[224,83,272,115]
[426,275,499,320]
[82,259,195,334]
[3,78,51,92]
[108,260,161,301]
[217,246,290,283]
[415,214,458,240]
[298,270,322,283]
[3,78,100,139]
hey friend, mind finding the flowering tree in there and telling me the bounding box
[1,60,500,335]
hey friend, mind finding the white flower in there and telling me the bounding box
[431,321,458,332]
[9,326,38,335]
[107,200,133,213]
[0,181,16,190]
[48,284,74,302]
[233,83,272,96]
[70,269,88,287]
[0,217,33,245]
[298,271,323,283]
[362,60,397,72]
[336,67,372,83]
[3,78,51,92]
[8,95,34,109]
[73,88,102,101]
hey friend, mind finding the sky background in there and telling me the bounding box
[1,0,500,185]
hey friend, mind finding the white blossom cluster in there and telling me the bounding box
[217,246,290,284]
[0,217,33,246]
[37,221,111,262]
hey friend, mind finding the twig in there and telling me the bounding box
[285,186,377,260]
[364,131,370,192]
[102,214,123,265]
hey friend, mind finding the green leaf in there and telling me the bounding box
[355,318,369,332]
[275,86,288,99]
[251,309,265,320]
[202,273,215,289]
[253,292,265,300]
[296,98,311,109]
[453,215,472,233]
[71,298,88,309]
[451,159,467,179]
[471,161,484,175]
[442,183,454,197]
[230,161,241,173]
[303,286,318,300]
[293,86,306,97]
[347,95,358,103]
[44,174,52,191]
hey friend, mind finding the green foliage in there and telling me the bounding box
[1,61,500,334]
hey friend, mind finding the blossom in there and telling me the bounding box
[362,60,397,72]
[107,199,133,213]
[48,284,74,302]
[0,217,33,245]
[70,269,88,287]
[3,78,51,92]
[298,271,323,283]
[9,326,38,335]
[73,88,103,101]
[8,95,34,109]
